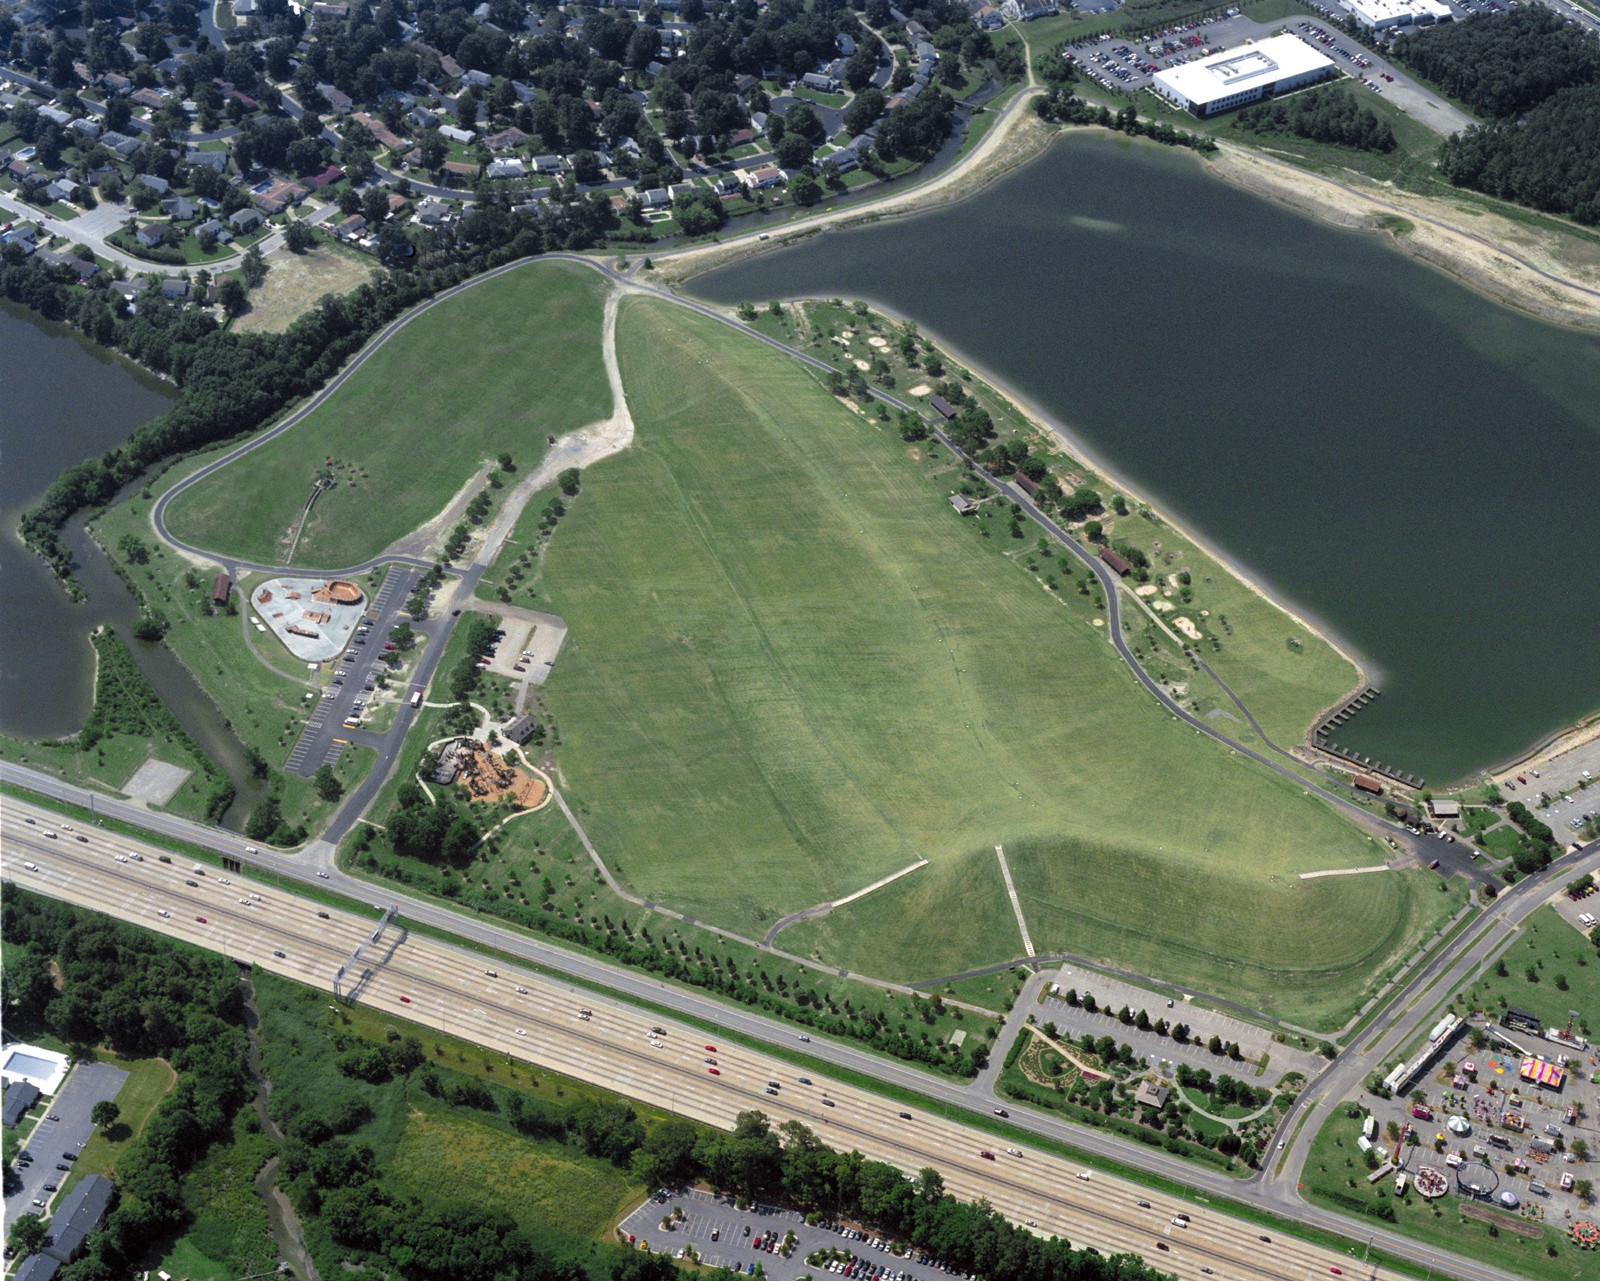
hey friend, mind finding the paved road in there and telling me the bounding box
[0,804,1496,1281]
[3,1060,126,1223]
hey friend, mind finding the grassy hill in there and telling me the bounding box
[164,260,611,568]
[527,295,1454,1027]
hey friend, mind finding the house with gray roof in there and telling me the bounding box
[2,1080,40,1126]
[43,1174,114,1263]
[13,1254,60,1281]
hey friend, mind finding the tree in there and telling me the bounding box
[1573,1138,1590,1162]
[7,1214,46,1257]
[91,1099,120,1129]
[1577,1178,1594,1203]
[558,468,581,496]
[788,172,822,207]
[284,220,315,252]
[218,277,249,318]
[240,245,268,288]
[314,764,344,802]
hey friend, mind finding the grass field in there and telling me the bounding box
[1451,906,1600,1035]
[164,260,611,568]
[232,243,380,335]
[759,297,1361,751]
[1303,1107,1581,1281]
[70,1056,177,1182]
[521,295,1437,1025]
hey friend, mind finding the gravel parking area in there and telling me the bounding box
[617,1188,972,1281]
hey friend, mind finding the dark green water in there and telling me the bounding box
[688,134,1600,784]
[1,302,262,824]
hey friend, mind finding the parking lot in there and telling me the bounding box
[1503,742,1600,846]
[3,1061,126,1222]
[1035,968,1323,1081]
[1065,9,1474,135]
[616,1187,975,1281]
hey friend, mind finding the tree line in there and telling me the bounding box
[1234,87,1395,154]
[2,891,253,1281]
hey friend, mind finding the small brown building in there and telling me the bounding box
[1352,775,1384,796]
[211,572,232,606]
[928,394,958,421]
[1099,547,1131,577]
[1012,471,1039,497]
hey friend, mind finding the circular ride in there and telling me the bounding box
[1413,1167,1449,1199]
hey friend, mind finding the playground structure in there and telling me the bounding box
[433,737,549,809]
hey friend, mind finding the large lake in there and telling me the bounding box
[1,302,261,822]
[688,133,1600,785]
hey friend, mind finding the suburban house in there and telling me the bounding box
[228,206,265,233]
[160,195,196,220]
[195,217,231,243]
[745,164,785,189]
[130,86,165,110]
[185,148,228,172]
[950,493,978,515]
[336,213,368,237]
[44,178,80,203]
[485,125,529,151]
[134,223,168,248]
[101,131,140,158]
[801,71,839,93]
[318,83,354,114]
[136,172,170,195]
[43,1175,114,1264]
[415,198,452,225]
[252,179,307,213]
[531,154,564,174]
[439,124,476,144]
[485,157,526,179]
[160,278,190,300]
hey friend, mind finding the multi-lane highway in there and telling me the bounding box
[4,802,1412,1281]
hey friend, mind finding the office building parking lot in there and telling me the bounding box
[616,1188,975,1281]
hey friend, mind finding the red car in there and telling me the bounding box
[980,1151,996,1160]
[708,1067,721,1076]
[399,995,412,1004]
[195,915,207,923]
[1330,1270,1342,1276]
[705,1044,717,1052]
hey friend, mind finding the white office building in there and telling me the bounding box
[1341,0,1453,28]
[1152,35,1335,117]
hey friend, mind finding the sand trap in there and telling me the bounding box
[1151,599,1174,613]
[1135,584,1159,597]
[853,358,870,371]
[868,335,889,349]
[1091,618,1104,628]
[1173,617,1202,641]
[908,383,932,396]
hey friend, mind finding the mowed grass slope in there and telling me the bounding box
[538,298,1423,1020]
[166,261,610,567]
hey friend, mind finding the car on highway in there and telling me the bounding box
[317,910,330,919]
[797,1034,810,1041]
[708,1067,721,1075]
[1007,1148,1022,1157]
[317,870,330,879]
[399,995,411,1003]
[822,1099,835,1107]
[1172,1215,1188,1227]
[898,1111,911,1120]
[515,1028,526,1036]
[157,909,170,918]
[516,985,528,994]
[993,1108,1009,1117]
[705,1044,717,1052]
[272,949,286,958]
[797,1077,811,1085]
[1155,1242,1168,1252]
[194,916,206,924]
[185,879,199,886]
[765,1087,778,1096]
[1137,1200,1151,1208]
[979,1151,995,1160]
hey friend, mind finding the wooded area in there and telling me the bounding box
[1234,87,1396,153]
[1395,8,1600,222]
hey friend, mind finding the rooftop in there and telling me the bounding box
[1154,35,1333,106]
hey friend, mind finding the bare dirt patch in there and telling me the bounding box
[233,244,381,335]
[124,758,191,804]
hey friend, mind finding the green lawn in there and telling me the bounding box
[164,260,612,568]
[519,295,1438,1024]
[70,1056,178,1183]
[1452,905,1600,1036]
[1303,1107,1583,1281]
